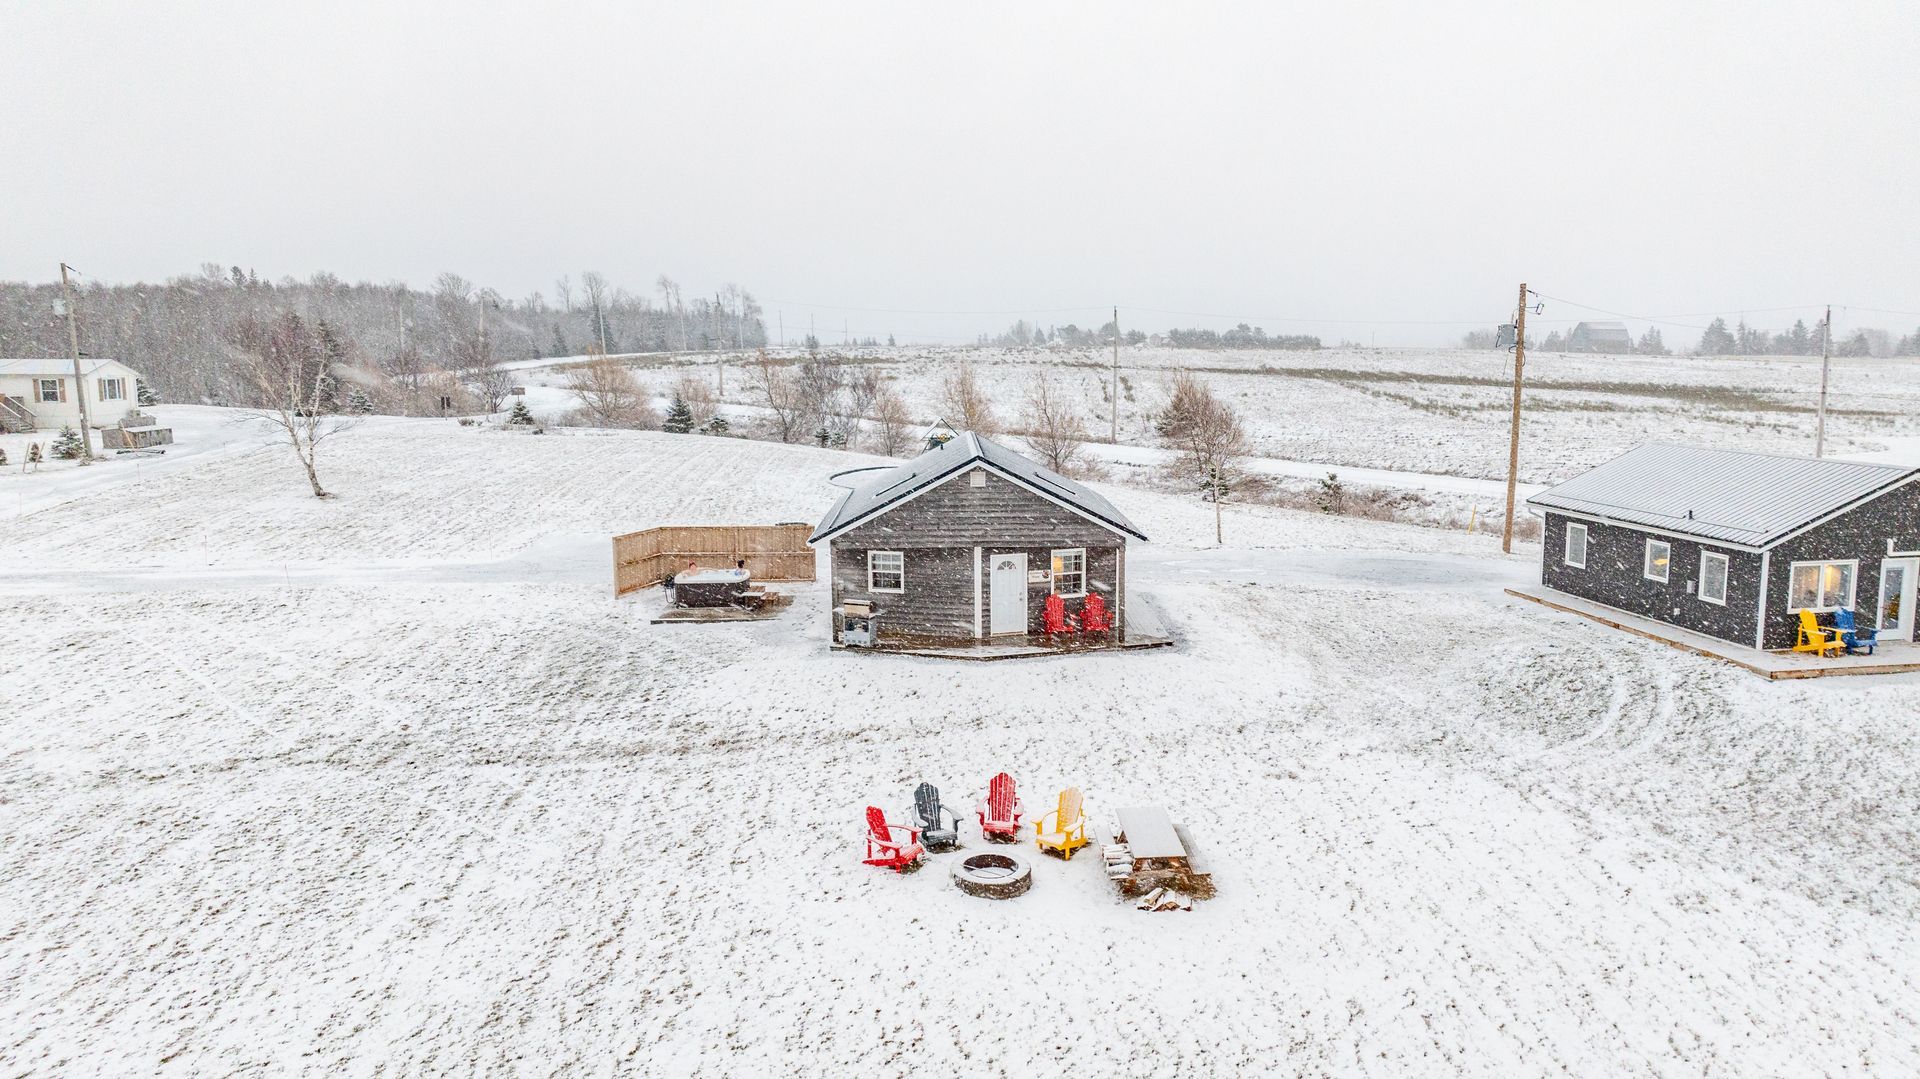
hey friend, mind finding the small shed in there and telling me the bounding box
[1567,321,1632,353]
[809,432,1148,644]
[1528,443,1920,650]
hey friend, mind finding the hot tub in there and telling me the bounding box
[672,567,751,607]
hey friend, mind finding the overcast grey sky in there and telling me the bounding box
[4,1,1916,345]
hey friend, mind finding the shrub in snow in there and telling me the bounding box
[27,442,44,466]
[0,447,7,467]
[1316,472,1346,514]
[506,399,536,425]
[664,395,695,434]
[51,426,85,460]
[703,414,731,435]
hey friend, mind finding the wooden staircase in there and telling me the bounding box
[0,396,34,433]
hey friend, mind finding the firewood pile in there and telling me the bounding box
[1134,886,1194,913]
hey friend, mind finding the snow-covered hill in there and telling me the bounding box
[1,412,1915,1075]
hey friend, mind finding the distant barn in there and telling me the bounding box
[1567,321,1632,354]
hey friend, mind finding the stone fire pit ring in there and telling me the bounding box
[951,851,1033,899]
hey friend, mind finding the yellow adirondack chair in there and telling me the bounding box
[1034,787,1089,859]
[1794,609,1845,657]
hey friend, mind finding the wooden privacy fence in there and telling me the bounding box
[613,523,816,597]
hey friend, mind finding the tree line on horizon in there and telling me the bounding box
[0,265,768,413]
[1464,316,1920,357]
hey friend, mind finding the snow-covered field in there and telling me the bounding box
[511,344,1920,489]
[3,408,1918,1075]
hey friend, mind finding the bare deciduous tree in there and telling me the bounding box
[751,349,808,443]
[871,386,912,456]
[566,352,655,428]
[1020,372,1088,475]
[794,351,847,439]
[938,360,997,435]
[673,370,718,429]
[227,312,360,498]
[465,361,516,413]
[1155,369,1247,544]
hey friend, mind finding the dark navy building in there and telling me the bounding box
[1528,443,1920,650]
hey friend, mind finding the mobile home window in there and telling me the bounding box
[867,550,904,593]
[1788,560,1856,612]
[1051,548,1086,597]
[1698,551,1729,605]
[98,377,125,401]
[36,378,61,403]
[1563,523,1588,568]
[1643,539,1670,583]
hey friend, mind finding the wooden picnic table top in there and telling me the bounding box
[1114,806,1186,860]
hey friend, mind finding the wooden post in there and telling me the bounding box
[1501,282,1527,553]
[60,263,94,466]
[1815,304,1831,457]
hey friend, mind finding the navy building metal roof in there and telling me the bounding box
[1527,442,1917,549]
[809,432,1148,544]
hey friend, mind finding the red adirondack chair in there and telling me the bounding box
[1079,592,1112,638]
[1042,594,1075,636]
[975,772,1025,841]
[862,806,924,871]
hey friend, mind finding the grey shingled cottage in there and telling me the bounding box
[1527,443,1920,650]
[809,432,1148,643]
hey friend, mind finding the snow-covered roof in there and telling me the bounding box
[1570,321,1632,342]
[1527,442,1917,548]
[0,357,130,378]
[809,432,1149,545]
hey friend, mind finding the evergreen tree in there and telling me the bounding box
[1636,328,1668,355]
[1315,472,1346,514]
[506,398,535,425]
[828,430,847,448]
[551,326,569,357]
[1540,329,1565,351]
[887,334,896,346]
[663,395,695,433]
[314,319,347,412]
[1785,319,1811,355]
[814,424,830,447]
[348,386,375,414]
[51,425,85,460]
[1697,317,1738,355]
[136,378,159,407]
[704,414,730,435]
[1897,327,1920,356]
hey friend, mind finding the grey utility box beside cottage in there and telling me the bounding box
[809,433,1148,644]
[1527,443,1920,650]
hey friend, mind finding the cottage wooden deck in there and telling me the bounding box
[829,633,1172,661]
[1506,585,1920,680]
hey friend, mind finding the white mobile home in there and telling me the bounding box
[0,358,142,433]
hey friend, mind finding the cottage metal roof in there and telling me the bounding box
[1527,442,1917,548]
[0,357,127,378]
[808,432,1148,544]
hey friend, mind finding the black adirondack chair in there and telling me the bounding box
[912,783,962,852]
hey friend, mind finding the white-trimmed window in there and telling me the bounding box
[97,377,125,401]
[1051,548,1086,597]
[1698,551,1729,605]
[867,550,904,593]
[1788,559,1856,612]
[36,378,61,403]
[1643,539,1671,583]
[1563,523,1588,568]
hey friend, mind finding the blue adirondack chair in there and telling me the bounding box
[1834,608,1877,656]
[912,783,962,852]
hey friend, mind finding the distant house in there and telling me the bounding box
[1567,321,1632,353]
[1528,443,1920,650]
[809,432,1148,643]
[0,357,142,433]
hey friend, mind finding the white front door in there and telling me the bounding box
[1878,557,1918,640]
[989,553,1028,636]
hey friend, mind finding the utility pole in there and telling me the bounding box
[779,311,785,349]
[1110,306,1120,443]
[59,263,94,466]
[1501,282,1528,553]
[1815,304,1832,457]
